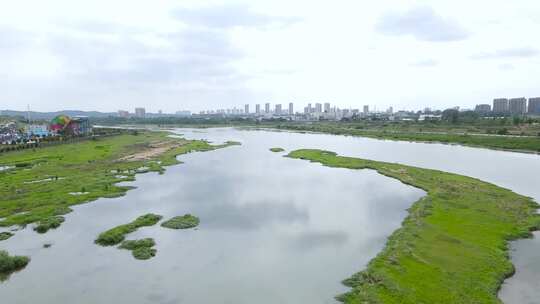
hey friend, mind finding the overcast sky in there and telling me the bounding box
[1,0,540,113]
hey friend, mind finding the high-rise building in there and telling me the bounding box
[265,103,270,114]
[493,98,509,113]
[387,106,393,114]
[509,97,527,115]
[315,103,322,113]
[275,104,282,114]
[363,105,369,114]
[288,103,294,115]
[324,103,330,113]
[528,97,540,114]
[245,104,249,114]
[307,103,312,113]
[135,107,146,118]
[118,110,129,118]
[475,104,491,113]
[255,104,261,114]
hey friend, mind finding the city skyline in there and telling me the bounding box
[114,95,540,117]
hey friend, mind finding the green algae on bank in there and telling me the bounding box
[287,149,540,304]
[269,147,285,152]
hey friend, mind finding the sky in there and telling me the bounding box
[1,0,540,113]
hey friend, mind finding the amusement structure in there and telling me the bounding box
[49,115,91,136]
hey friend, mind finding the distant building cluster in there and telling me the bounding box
[197,102,397,121]
[114,96,540,124]
[116,108,191,119]
[482,97,540,115]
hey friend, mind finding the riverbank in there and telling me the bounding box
[0,131,237,229]
[287,149,540,303]
[271,124,540,154]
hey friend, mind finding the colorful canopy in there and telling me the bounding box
[50,115,72,131]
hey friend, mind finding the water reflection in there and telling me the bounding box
[0,128,424,304]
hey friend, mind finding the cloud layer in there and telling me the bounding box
[376,6,469,42]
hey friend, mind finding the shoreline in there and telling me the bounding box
[287,149,540,303]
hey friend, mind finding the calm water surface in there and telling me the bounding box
[0,128,538,304]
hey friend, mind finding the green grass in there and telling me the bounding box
[95,214,162,246]
[269,147,285,152]
[0,250,30,281]
[161,214,200,229]
[274,124,540,153]
[0,131,237,231]
[0,232,13,241]
[287,149,540,304]
[119,238,157,260]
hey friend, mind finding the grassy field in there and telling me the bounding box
[0,131,237,230]
[273,123,540,153]
[287,149,540,303]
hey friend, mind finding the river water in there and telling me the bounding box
[0,128,538,304]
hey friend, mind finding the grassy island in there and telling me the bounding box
[269,147,285,153]
[0,250,30,281]
[119,238,157,260]
[161,214,200,229]
[95,213,162,246]
[287,149,540,304]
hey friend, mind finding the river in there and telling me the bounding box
[0,128,538,303]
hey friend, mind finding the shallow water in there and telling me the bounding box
[0,128,538,303]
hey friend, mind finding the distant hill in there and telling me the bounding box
[0,110,117,120]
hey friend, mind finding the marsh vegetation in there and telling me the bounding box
[161,214,200,229]
[119,238,157,260]
[0,251,29,281]
[287,149,540,303]
[95,214,162,246]
[0,232,13,241]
